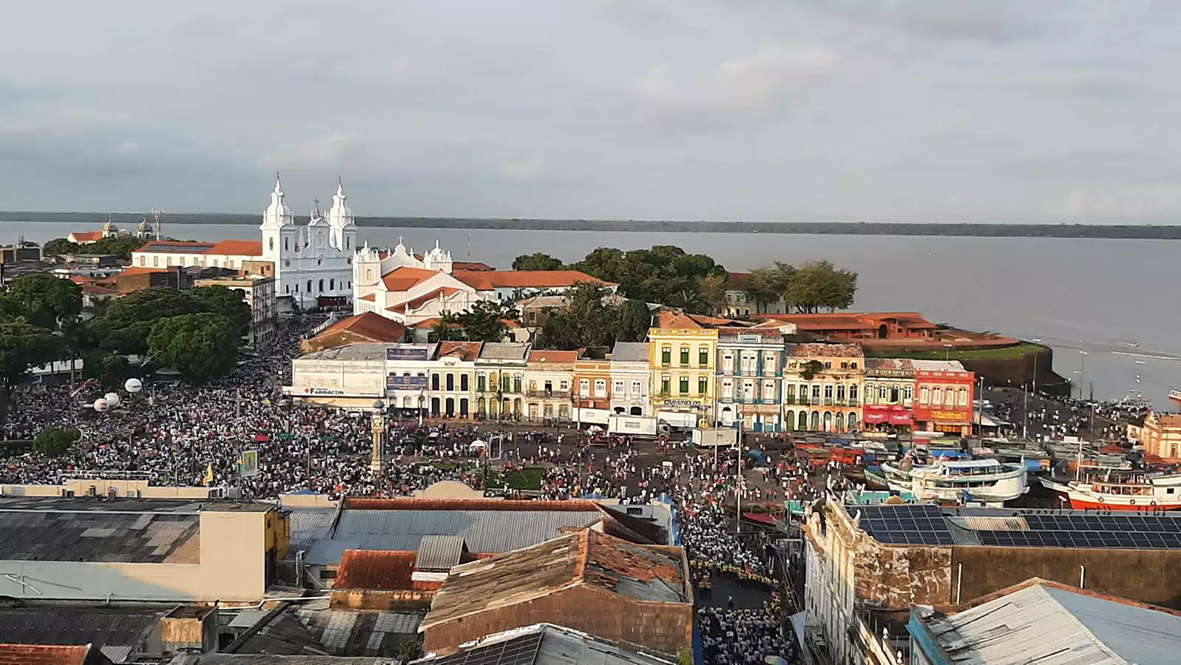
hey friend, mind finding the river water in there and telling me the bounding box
[3,220,1178,406]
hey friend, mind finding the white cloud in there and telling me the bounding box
[499,154,548,183]
[114,141,139,156]
[1044,183,1181,221]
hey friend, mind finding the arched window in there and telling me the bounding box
[307,279,313,293]
[823,412,833,431]
[848,412,858,429]
[285,237,290,252]
[318,279,324,293]
[835,412,845,431]
[284,285,289,294]
[269,237,274,252]
[878,385,888,401]
[810,411,820,430]
[799,411,808,430]
[905,385,913,401]
[864,384,874,404]
[346,237,351,251]
[920,386,930,404]
[431,374,440,390]
[152,256,158,267]
[959,387,969,406]
[366,269,373,282]
[329,278,335,291]
[933,388,943,406]
[890,385,900,403]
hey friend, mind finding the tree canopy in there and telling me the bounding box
[33,427,81,456]
[783,260,858,313]
[147,313,240,382]
[572,245,726,314]
[511,252,564,271]
[533,282,651,350]
[454,300,519,342]
[41,235,147,260]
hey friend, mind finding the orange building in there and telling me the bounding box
[752,312,937,340]
[573,348,613,421]
[1141,411,1181,460]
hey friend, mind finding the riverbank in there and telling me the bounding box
[4,211,1180,240]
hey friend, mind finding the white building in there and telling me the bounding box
[609,342,650,417]
[353,239,613,325]
[133,175,358,311]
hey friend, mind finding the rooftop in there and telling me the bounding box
[0,605,162,661]
[914,578,1181,665]
[296,344,391,363]
[787,342,864,358]
[528,350,580,364]
[412,623,674,665]
[420,530,687,632]
[206,240,264,257]
[382,266,441,292]
[219,600,423,659]
[133,241,217,254]
[753,311,937,330]
[478,343,531,362]
[452,270,608,291]
[0,644,103,665]
[850,503,1181,549]
[316,312,407,344]
[334,550,417,590]
[610,342,649,363]
[910,359,968,373]
[437,341,483,361]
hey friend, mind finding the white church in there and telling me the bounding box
[131,175,358,310]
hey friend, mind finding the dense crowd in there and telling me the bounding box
[700,605,793,665]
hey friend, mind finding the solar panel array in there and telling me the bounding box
[978,513,1181,550]
[427,631,543,665]
[855,504,955,546]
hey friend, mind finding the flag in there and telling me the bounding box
[202,464,214,486]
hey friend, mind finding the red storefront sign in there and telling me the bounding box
[863,404,914,425]
[913,368,975,424]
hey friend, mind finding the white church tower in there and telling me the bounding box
[261,174,300,297]
[327,177,358,254]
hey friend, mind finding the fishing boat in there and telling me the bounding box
[879,458,1028,505]
[1040,472,1181,511]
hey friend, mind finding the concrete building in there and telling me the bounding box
[475,343,530,419]
[752,312,938,341]
[287,344,391,409]
[418,529,692,657]
[524,349,577,422]
[863,358,917,432]
[412,623,674,665]
[574,348,613,424]
[722,272,787,319]
[610,342,651,417]
[782,342,864,432]
[385,343,437,417]
[0,243,40,264]
[0,496,288,602]
[648,311,719,429]
[194,275,278,347]
[911,360,975,436]
[802,500,1181,665]
[716,326,792,432]
[431,341,482,419]
[1141,410,1181,460]
[908,578,1181,665]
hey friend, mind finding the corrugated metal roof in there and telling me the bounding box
[946,516,1029,532]
[920,582,1181,664]
[0,606,160,650]
[610,342,649,363]
[0,510,200,563]
[322,508,604,561]
[412,622,674,665]
[287,508,337,550]
[415,534,466,570]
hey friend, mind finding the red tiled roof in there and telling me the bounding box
[528,349,579,364]
[207,239,263,256]
[80,284,118,296]
[387,287,462,314]
[134,240,216,253]
[452,261,494,271]
[335,550,417,590]
[655,310,702,330]
[726,271,750,288]
[69,231,103,242]
[439,341,483,360]
[346,497,609,512]
[382,266,442,291]
[452,270,606,290]
[753,312,937,330]
[787,342,864,358]
[318,312,406,343]
[0,644,96,665]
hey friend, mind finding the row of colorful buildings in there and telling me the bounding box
[288,311,979,435]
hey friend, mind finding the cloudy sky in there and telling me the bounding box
[1,0,1177,222]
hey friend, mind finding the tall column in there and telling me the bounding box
[370,412,385,474]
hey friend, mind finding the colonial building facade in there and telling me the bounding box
[716,327,790,432]
[648,312,718,429]
[782,343,864,432]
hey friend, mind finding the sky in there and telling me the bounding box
[1,0,1178,223]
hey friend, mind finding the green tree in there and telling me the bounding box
[784,260,858,313]
[3,274,83,331]
[190,286,251,339]
[574,245,725,314]
[397,641,422,661]
[740,266,793,315]
[33,427,81,456]
[534,282,652,349]
[800,359,825,381]
[0,320,62,426]
[511,252,564,271]
[42,238,80,257]
[90,288,206,355]
[147,313,240,383]
[455,300,518,343]
[86,235,147,260]
[431,311,464,342]
[83,349,132,388]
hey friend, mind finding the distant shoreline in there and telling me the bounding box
[2,211,1180,240]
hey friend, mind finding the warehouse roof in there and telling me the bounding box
[420,530,687,632]
[412,623,674,665]
[912,578,1181,665]
[0,510,200,563]
[0,605,162,661]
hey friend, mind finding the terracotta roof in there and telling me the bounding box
[317,312,406,343]
[134,240,216,253]
[787,342,864,358]
[753,311,937,330]
[528,349,580,364]
[80,284,118,296]
[359,293,375,302]
[1151,412,1181,428]
[387,287,462,314]
[335,549,417,590]
[0,644,98,665]
[345,497,610,512]
[420,529,687,632]
[689,313,740,326]
[382,266,442,291]
[438,341,483,360]
[69,231,103,242]
[452,270,606,290]
[207,239,263,256]
[655,310,702,329]
[726,271,750,288]
[452,261,494,271]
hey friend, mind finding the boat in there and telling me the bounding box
[879,458,1027,505]
[1040,472,1181,511]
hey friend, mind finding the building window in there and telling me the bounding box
[580,379,590,395]
[824,385,833,404]
[812,385,821,401]
[849,384,858,402]
[959,387,969,406]
[840,362,848,370]
[680,347,690,366]
[851,362,858,369]
[890,385,900,403]
[864,384,874,404]
[698,347,709,367]
[661,347,671,366]
[722,380,733,398]
[679,377,689,395]
[723,352,734,372]
[879,385,888,402]
[446,374,455,391]
[477,374,486,392]
[614,380,624,395]
[307,279,312,293]
[285,237,290,252]
[698,376,708,395]
[431,374,440,390]
[920,386,930,404]
[631,380,641,396]
[661,375,670,395]
[836,385,846,401]
[513,376,521,393]
[904,385,913,401]
[501,375,511,392]
[461,374,469,391]
[594,379,606,396]
[330,278,335,291]
[932,387,943,405]
[824,361,832,369]
[764,381,775,400]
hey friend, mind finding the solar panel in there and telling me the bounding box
[428,631,543,665]
[851,504,955,546]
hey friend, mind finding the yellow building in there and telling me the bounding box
[648,311,719,428]
[1142,411,1181,460]
[782,342,865,432]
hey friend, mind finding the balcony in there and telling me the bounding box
[824,398,834,406]
[784,396,796,405]
[526,390,571,399]
[849,398,859,407]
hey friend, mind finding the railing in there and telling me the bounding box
[799,397,810,406]
[525,390,570,399]
[824,398,834,406]
[784,396,797,405]
[849,398,859,407]
[1171,389,1181,402]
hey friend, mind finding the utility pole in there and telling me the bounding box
[735,418,743,535]
[975,375,984,437]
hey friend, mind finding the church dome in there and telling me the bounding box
[137,219,152,232]
[102,220,118,233]
[262,174,293,228]
[328,177,355,227]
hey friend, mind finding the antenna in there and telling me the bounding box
[467,233,472,260]
[152,208,164,240]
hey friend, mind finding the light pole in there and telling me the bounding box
[1077,350,1087,400]
[370,400,386,476]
